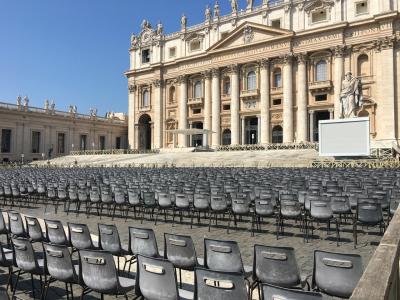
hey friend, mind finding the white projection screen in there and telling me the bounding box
[319,117,370,157]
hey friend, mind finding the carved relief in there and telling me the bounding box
[243,25,254,44]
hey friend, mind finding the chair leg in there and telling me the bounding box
[12,270,21,300]
[31,273,35,299]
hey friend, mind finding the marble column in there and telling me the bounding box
[178,75,188,147]
[333,46,345,119]
[203,71,212,145]
[241,117,245,145]
[211,68,221,147]
[283,53,294,143]
[230,65,240,145]
[309,110,315,142]
[259,59,270,144]
[128,84,137,149]
[153,79,163,149]
[257,115,261,144]
[297,53,308,142]
[329,108,334,119]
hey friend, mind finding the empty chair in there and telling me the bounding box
[0,243,14,292]
[227,197,252,234]
[156,192,173,225]
[136,255,193,300]
[127,227,160,271]
[25,216,45,243]
[112,189,127,220]
[252,198,276,236]
[127,188,141,219]
[0,211,10,244]
[141,191,157,223]
[277,200,305,241]
[75,188,88,216]
[45,219,69,246]
[79,249,135,299]
[208,195,228,232]
[194,268,247,300]
[312,250,363,298]
[164,233,198,287]
[98,224,129,271]
[330,195,352,223]
[87,189,101,216]
[7,211,26,238]
[191,193,210,228]
[262,283,323,300]
[42,243,82,299]
[173,193,191,225]
[68,223,98,250]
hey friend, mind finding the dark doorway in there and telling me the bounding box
[222,129,231,145]
[138,114,152,150]
[245,117,258,145]
[191,122,203,147]
[314,111,330,142]
[272,125,283,144]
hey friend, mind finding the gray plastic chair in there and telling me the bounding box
[25,216,45,243]
[7,211,26,238]
[156,192,173,225]
[80,249,135,299]
[68,222,98,251]
[191,193,210,228]
[45,219,69,246]
[312,250,363,298]
[195,268,247,300]
[252,198,276,236]
[0,243,14,292]
[262,283,323,300]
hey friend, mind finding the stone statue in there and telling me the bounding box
[93,108,98,117]
[340,72,363,119]
[141,19,151,30]
[214,1,220,18]
[50,100,55,111]
[130,33,138,47]
[205,5,212,22]
[16,95,22,106]
[181,14,187,31]
[231,0,238,14]
[69,105,73,114]
[23,96,29,107]
[247,0,254,10]
[44,99,49,110]
[73,105,77,114]
[156,21,163,36]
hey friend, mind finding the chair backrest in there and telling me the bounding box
[68,223,94,250]
[114,191,126,204]
[43,243,78,283]
[255,199,275,216]
[89,190,100,202]
[262,283,323,300]
[210,195,227,211]
[98,224,122,255]
[204,239,244,274]
[12,237,40,273]
[136,255,179,300]
[253,245,300,288]
[164,233,197,270]
[129,227,159,257]
[280,200,302,217]
[0,211,8,234]
[312,250,363,298]
[25,216,44,242]
[101,190,113,203]
[45,219,69,246]
[310,200,333,219]
[8,211,26,237]
[195,268,248,300]
[193,194,210,210]
[80,249,120,294]
[175,193,190,208]
[158,193,172,207]
[357,202,383,224]
[143,192,156,206]
[128,189,140,205]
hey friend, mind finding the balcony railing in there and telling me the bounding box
[188,97,204,105]
[271,86,283,95]
[309,80,333,93]
[240,89,260,99]
[138,105,152,112]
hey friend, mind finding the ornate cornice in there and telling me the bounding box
[259,58,270,69]
[152,79,164,88]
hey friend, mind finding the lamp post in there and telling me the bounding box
[21,154,24,165]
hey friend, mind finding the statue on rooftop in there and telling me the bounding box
[130,33,138,47]
[214,1,220,18]
[231,0,238,14]
[50,100,55,111]
[340,72,363,119]
[247,0,254,10]
[23,96,29,107]
[16,95,22,106]
[44,99,49,110]
[181,14,187,31]
[141,19,151,30]
[205,5,212,22]
[156,21,164,36]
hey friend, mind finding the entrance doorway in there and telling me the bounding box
[272,125,283,144]
[138,114,151,150]
[191,122,203,147]
[222,129,231,145]
[245,117,258,145]
[314,111,330,142]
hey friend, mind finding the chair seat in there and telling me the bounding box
[244,265,252,278]
[179,288,194,300]
[197,257,204,266]
[118,276,136,293]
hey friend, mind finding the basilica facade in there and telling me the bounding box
[126,0,400,150]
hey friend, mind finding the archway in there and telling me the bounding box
[245,117,258,144]
[222,129,231,145]
[138,114,152,150]
[272,125,283,144]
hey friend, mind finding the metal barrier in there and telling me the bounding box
[350,207,400,300]
[215,142,319,152]
[69,149,159,156]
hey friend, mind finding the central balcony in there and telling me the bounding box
[309,80,333,93]
[240,89,260,100]
[188,97,204,106]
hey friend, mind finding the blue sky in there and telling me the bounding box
[0,0,260,116]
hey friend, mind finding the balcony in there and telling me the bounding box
[240,89,260,100]
[188,97,203,106]
[271,87,283,95]
[138,105,152,112]
[309,80,333,93]
[222,93,231,101]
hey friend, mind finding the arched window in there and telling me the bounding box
[357,54,369,77]
[247,71,257,91]
[223,77,231,95]
[169,86,176,103]
[272,125,283,144]
[194,81,202,98]
[273,68,282,87]
[315,60,328,81]
[142,90,150,107]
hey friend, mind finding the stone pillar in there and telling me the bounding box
[211,68,221,147]
[153,79,163,149]
[257,115,261,144]
[203,71,212,145]
[241,117,245,145]
[230,65,240,145]
[260,59,270,144]
[309,110,315,142]
[128,84,136,150]
[333,46,345,119]
[329,108,334,119]
[178,75,188,147]
[283,53,294,143]
[297,53,308,142]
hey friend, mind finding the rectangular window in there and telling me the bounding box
[99,136,106,150]
[274,72,282,88]
[57,133,65,154]
[223,104,231,111]
[141,49,150,64]
[169,47,176,58]
[271,19,281,28]
[80,135,87,151]
[190,40,201,51]
[31,131,41,153]
[272,99,282,106]
[312,9,328,23]
[193,108,201,114]
[356,1,368,15]
[315,94,328,102]
[116,137,121,149]
[1,129,11,153]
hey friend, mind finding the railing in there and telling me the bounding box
[188,97,204,105]
[308,80,333,92]
[216,142,319,152]
[70,149,159,156]
[350,207,400,300]
[240,89,260,98]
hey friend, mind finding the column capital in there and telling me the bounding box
[376,35,396,51]
[201,70,212,79]
[152,79,164,88]
[226,64,239,74]
[177,75,187,85]
[128,84,137,94]
[332,45,346,58]
[296,53,308,64]
[309,110,315,115]
[282,52,294,64]
[259,58,270,69]
[211,68,220,78]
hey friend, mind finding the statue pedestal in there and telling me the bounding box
[318,117,370,157]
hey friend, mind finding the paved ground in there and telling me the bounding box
[0,201,382,299]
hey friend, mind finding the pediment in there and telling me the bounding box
[304,0,335,12]
[208,22,293,52]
